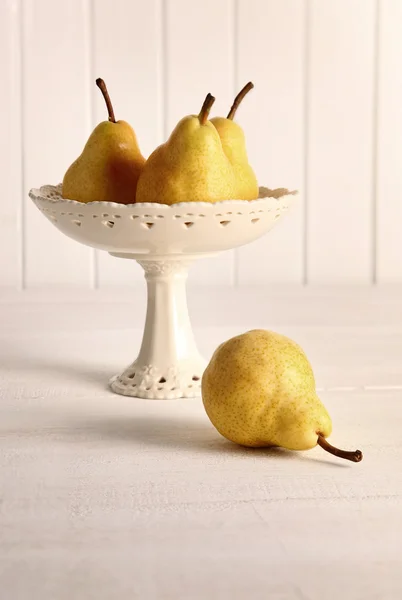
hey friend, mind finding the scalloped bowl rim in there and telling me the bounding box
[29,184,298,210]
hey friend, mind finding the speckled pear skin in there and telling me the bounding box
[210,117,258,201]
[202,329,332,450]
[136,116,236,205]
[62,120,145,204]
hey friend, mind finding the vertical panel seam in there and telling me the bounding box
[232,0,239,288]
[161,0,168,141]
[302,0,310,286]
[88,0,98,289]
[372,0,380,284]
[19,0,26,290]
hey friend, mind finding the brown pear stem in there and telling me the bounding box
[198,93,216,125]
[317,434,363,463]
[227,81,254,120]
[96,78,116,123]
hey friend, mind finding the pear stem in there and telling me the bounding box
[198,93,216,125]
[317,434,363,463]
[227,81,254,120]
[96,78,116,123]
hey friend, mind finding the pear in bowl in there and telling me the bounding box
[63,78,145,204]
[211,81,259,201]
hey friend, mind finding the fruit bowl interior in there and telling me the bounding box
[29,184,296,257]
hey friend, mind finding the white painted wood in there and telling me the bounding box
[1,289,402,599]
[0,0,21,287]
[3,1,402,288]
[165,0,236,285]
[93,0,163,287]
[22,0,93,286]
[377,0,402,282]
[237,0,305,284]
[307,0,376,283]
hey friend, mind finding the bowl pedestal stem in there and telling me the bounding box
[109,257,208,399]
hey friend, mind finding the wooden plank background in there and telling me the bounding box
[22,0,93,286]
[0,0,22,288]
[2,0,399,288]
[307,0,376,284]
[377,0,402,283]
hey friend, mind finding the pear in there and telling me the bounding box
[202,330,363,463]
[136,94,236,205]
[62,78,145,204]
[210,82,259,201]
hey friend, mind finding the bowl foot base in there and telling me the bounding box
[109,355,207,399]
[110,257,207,399]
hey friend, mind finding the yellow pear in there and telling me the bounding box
[136,94,236,205]
[62,78,145,204]
[210,82,259,201]
[202,330,363,462]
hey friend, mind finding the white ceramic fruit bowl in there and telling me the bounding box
[29,184,296,399]
[29,184,294,257]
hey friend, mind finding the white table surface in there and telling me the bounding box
[1,286,402,600]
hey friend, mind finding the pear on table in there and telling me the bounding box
[202,329,363,463]
[210,82,259,201]
[136,94,236,205]
[62,78,145,204]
